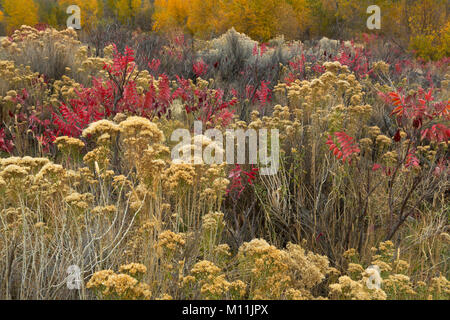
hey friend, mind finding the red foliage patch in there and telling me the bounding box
[326,132,361,164]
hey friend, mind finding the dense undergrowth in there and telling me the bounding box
[0,26,449,300]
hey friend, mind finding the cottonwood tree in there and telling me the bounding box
[1,0,39,33]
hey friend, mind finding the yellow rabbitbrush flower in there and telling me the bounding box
[384,274,416,297]
[191,260,221,278]
[156,230,186,255]
[329,275,387,300]
[87,267,151,300]
[120,116,166,179]
[65,191,93,211]
[0,164,29,180]
[187,260,247,300]
[163,163,196,193]
[119,263,147,277]
[82,119,121,141]
[236,239,330,300]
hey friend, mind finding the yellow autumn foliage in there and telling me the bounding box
[1,0,39,33]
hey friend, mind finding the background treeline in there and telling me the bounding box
[0,0,448,60]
